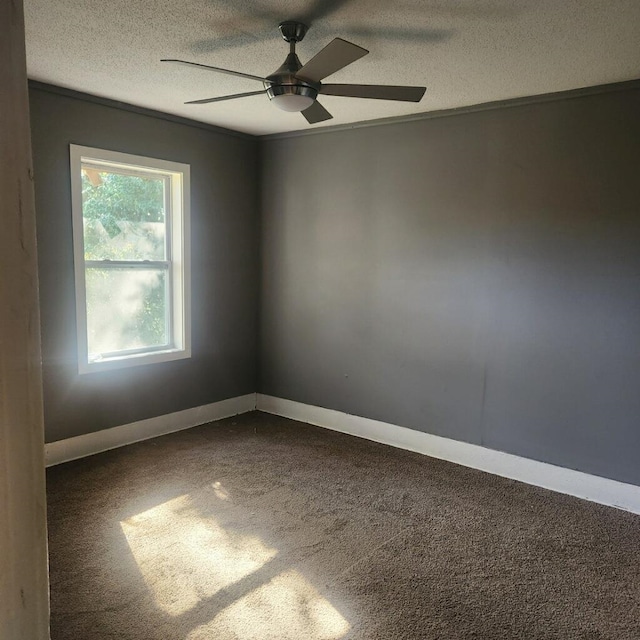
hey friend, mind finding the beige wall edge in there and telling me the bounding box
[0,0,50,637]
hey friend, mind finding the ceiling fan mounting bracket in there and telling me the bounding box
[278,21,309,44]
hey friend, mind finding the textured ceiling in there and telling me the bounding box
[25,0,640,136]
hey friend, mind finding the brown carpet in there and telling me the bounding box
[47,411,640,639]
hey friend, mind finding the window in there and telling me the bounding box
[70,145,191,373]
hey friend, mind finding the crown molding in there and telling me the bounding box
[28,80,255,141]
[260,79,640,141]
[29,78,640,142]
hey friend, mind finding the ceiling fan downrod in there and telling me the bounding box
[266,21,317,113]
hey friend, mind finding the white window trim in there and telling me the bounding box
[70,145,191,374]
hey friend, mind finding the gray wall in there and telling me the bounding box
[31,82,640,486]
[260,87,640,486]
[30,85,260,443]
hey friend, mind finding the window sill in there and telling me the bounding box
[79,347,191,374]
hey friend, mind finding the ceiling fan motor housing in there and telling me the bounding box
[265,49,320,112]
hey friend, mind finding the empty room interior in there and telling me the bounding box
[3,0,640,638]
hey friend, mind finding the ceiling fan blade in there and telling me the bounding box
[185,90,266,105]
[321,84,426,102]
[302,101,333,125]
[161,59,267,83]
[295,38,368,83]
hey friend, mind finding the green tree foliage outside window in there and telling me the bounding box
[82,171,166,259]
[82,170,169,354]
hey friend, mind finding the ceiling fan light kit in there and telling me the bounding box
[162,21,426,125]
[268,90,316,113]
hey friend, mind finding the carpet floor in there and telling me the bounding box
[47,411,640,639]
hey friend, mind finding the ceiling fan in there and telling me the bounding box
[162,21,426,124]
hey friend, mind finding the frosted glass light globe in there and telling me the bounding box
[270,93,315,112]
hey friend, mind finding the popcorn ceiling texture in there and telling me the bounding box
[24,0,640,135]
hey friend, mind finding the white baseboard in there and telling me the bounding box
[256,394,640,516]
[46,391,640,516]
[45,393,257,467]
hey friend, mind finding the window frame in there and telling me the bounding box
[70,145,191,374]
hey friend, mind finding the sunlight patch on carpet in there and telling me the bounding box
[120,492,277,616]
[186,569,350,640]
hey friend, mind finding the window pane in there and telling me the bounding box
[81,168,166,260]
[86,267,168,358]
